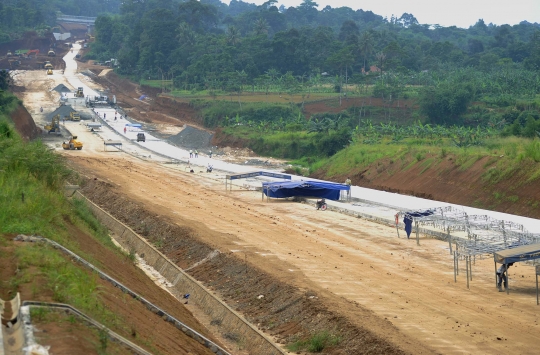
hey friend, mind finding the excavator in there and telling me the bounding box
[26,49,39,58]
[47,49,56,57]
[44,61,53,69]
[44,115,61,134]
[62,136,83,150]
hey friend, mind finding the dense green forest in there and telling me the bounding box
[0,0,121,41]
[92,0,540,82]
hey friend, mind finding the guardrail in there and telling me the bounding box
[14,234,231,355]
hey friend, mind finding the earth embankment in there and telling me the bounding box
[313,154,540,219]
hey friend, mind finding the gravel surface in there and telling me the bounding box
[167,126,213,150]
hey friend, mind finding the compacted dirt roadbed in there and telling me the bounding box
[70,155,540,355]
[13,65,539,354]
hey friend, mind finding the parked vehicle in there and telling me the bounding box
[137,133,146,142]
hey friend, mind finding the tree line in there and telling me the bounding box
[91,0,540,85]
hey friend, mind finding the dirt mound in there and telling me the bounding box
[9,103,41,141]
[167,125,213,150]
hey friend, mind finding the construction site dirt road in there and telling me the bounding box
[12,55,540,354]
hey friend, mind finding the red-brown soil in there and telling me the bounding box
[312,154,540,219]
[0,225,218,355]
[0,33,69,71]
[33,312,134,355]
[8,103,41,141]
[303,96,416,120]
[89,70,200,127]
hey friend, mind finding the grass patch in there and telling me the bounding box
[10,242,121,331]
[507,195,519,203]
[419,158,434,174]
[458,154,483,171]
[287,330,342,353]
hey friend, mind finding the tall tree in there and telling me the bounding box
[359,31,374,71]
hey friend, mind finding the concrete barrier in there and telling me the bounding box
[75,191,286,355]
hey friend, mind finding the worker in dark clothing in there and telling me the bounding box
[497,263,514,292]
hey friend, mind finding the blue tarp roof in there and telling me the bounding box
[493,243,540,264]
[263,180,349,200]
[125,123,142,127]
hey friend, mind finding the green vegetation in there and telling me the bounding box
[287,330,342,353]
[87,0,540,172]
[0,94,137,350]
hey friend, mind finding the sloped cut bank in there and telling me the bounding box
[75,191,285,355]
[78,178,409,354]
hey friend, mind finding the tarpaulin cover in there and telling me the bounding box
[493,243,540,264]
[263,180,349,200]
[125,123,142,127]
[402,209,435,238]
[404,209,436,218]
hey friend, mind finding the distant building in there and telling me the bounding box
[361,66,381,75]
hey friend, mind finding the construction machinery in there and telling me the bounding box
[44,61,53,69]
[69,111,80,121]
[62,136,83,150]
[46,69,53,75]
[44,115,61,134]
[8,59,20,68]
[6,51,12,57]
[47,49,56,57]
[26,49,39,58]
[76,87,84,97]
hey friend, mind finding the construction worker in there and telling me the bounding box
[345,177,352,199]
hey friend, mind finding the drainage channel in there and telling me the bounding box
[75,191,287,355]
[14,235,231,355]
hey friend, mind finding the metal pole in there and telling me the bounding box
[448,227,452,254]
[456,252,459,275]
[466,256,470,289]
[453,251,457,283]
[469,256,473,281]
[415,221,419,246]
[395,213,400,238]
[494,260,498,287]
[536,273,539,306]
[506,266,510,295]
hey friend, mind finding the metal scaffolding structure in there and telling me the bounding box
[400,206,540,289]
[400,206,540,257]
